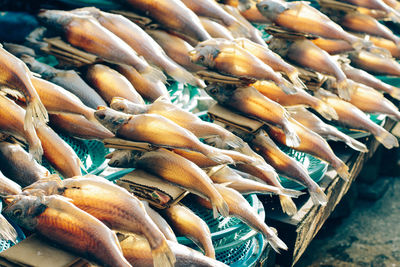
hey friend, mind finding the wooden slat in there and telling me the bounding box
[263,119,398,266]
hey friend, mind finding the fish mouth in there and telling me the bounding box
[95,106,108,120]
[110,97,128,112]
[110,97,126,106]
[188,50,199,62]
[3,195,18,206]
[97,106,107,111]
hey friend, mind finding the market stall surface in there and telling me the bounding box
[296,177,400,267]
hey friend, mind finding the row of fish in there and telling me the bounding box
[1,0,400,265]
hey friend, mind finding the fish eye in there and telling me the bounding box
[198,55,205,62]
[263,5,269,10]
[210,88,218,94]
[97,113,106,120]
[116,107,124,112]
[13,209,22,217]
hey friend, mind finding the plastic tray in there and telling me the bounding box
[375,75,400,87]
[230,233,264,267]
[278,145,329,191]
[55,0,122,9]
[168,81,200,112]
[176,194,265,265]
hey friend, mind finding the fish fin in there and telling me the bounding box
[350,38,370,51]
[212,197,229,218]
[254,162,280,180]
[194,78,206,89]
[278,78,298,95]
[282,120,300,148]
[141,66,167,84]
[151,239,176,267]
[228,21,251,39]
[0,215,17,244]
[388,10,400,23]
[287,71,307,90]
[336,79,351,101]
[313,101,338,121]
[28,140,43,163]
[278,195,297,216]
[280,188,305,198]
[24,98,49,131]
[206,149,234,165]
[78,158,87,175]
[335,162,350,182]
[1,88,24,99]
[309,186,327,206]
[22,188,47,197]
[154,95,172,104]
[265,227,288,253]
[389,86,400,101]
[345,137,369,153]
[375,129,399,149]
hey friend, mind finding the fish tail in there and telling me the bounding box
[28,138,43,163]
[264,226,288,253]
[211,195,229,218]
[334,161,350,182]
[167,66,200,87]
[0,215,17,244]
[206,149,234,165]
[389,86,400,101]
[278,195,297,216]
[280,188,305,198]
[375,128,399,149]
[313,101,338,121]
[336,79,351,101]
[345,136,369,153]
[24,98,49,130]
[309,185,327,206]
[141,66,167,84]
[224,134,245,149]
[282,120,300,148]
[287,70,307,90]
[151,239,176,267]
[278,78,298,95]
[350,38,370,51]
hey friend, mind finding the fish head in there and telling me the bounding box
[107,150,140,168]
[94,106,131,134]
[71,7,101,17]
[204,84,235,104]
[257,0,288,20]
[3,195,46,231]
[37,10,75,30]
[189,42,222,68]
[110,97,147,115]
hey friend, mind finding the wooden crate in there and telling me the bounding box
[259,119,398,266]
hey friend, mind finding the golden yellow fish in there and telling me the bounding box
[4,194,132,267]
[164,204,215,258]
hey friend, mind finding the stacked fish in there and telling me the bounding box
[0,0,400,265]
